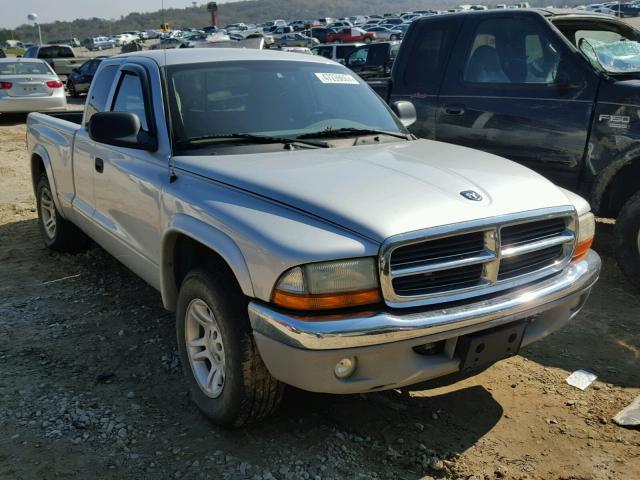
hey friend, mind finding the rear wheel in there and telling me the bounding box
[176,268,284,427]
[390,35,397,40]
[614,191,640,290]
[364,37,372,43]
[36,174,88,252]
[66,80,79,98]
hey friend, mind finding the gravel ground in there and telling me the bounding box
[0,112,639,480]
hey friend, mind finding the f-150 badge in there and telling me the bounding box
[599,114,630,129]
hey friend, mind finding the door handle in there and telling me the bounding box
[95,158,104,173]
[443,105,466,116]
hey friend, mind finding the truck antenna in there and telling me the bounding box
[161,0,178,183]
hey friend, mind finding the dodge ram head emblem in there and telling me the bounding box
[460,190,483,201]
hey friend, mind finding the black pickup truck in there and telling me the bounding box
[374,9,640,288]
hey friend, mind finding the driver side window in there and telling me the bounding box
[463,18,561,85]
[111,73,149,131]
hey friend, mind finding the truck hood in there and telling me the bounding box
[174,139,574,242]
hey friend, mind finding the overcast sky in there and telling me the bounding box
[2,1,227,28]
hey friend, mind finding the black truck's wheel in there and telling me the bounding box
[614,191,640,290]
[36,174,88,252]
[176,268,284,427]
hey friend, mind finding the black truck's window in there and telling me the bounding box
[85,65,118,124]
[112,73,149,131]
[403,20,459,93]
[463,18,560,84]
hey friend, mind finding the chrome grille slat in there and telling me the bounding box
[379,207,577,308]
[500,232,574,258]
[391,249,497,277]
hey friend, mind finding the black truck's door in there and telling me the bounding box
[436,12,599,190]
[387,17,463,139]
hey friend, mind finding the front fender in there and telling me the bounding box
[160,213,255,311]
[31,143,67,218]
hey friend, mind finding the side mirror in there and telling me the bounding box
[88,112,156,151]
[391,100,416,128]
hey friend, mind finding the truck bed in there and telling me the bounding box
[45,111,83,125]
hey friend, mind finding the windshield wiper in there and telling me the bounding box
[297,128,411,141]
[176,133,330,149]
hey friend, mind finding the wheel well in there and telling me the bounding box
[31,154,45,190]
[172,235,240,297]
[599,160,640,218]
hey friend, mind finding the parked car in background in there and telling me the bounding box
[307,27,337,43]
[275,33,319,48]
[146,30,161,39]
[50,38,81,48]
[365,26,404,41]
[268,26,294,38]
[327,27,376,43]
[344,41,401,82]
[328,21,353,29]
[375,8,640,288]
[0,58,66,113]
[84,36,116,51]
[311,42,364,62]
[23,45,89,76]
[65,57,106,97]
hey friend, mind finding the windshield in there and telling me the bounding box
[166,60,405,152]
[0,61,52,75]
[580,38,640,73]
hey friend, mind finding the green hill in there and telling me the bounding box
[1,0,581,44]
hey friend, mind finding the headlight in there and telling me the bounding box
[272,258,381,311]
[573,212,595,260]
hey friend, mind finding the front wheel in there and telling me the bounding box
[176,268,284,427]
[614,191,640,290]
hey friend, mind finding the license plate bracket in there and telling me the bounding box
[457,321,527,373]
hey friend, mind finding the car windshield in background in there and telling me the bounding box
[167,60,405,152]
[0,62,52,75]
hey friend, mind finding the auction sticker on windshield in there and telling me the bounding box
[315,73,359,85]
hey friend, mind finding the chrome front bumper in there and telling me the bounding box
[248,251,600,393]
[250,251,601,350]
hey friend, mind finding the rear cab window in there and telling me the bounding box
[37,46,74,59]
[398,17,463,94]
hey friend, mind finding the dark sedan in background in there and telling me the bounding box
[65,57,105,97]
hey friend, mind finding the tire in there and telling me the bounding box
[67,80,79,98]
[176,268,284,427]
[614,191,640,289]
[364,37,372,43]
[36,174,88,252]
[390,35,397,41]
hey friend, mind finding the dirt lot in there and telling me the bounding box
[0,113,638,480]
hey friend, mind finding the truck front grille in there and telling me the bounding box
[379,209,577,308]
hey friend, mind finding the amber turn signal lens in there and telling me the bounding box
[273,288,381,311]
[572,237,593,261]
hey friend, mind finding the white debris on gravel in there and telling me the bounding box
[566,370,598,390]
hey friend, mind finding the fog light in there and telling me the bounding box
[334,357,357,379]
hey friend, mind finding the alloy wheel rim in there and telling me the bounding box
[185,298,226,398]
[40,186,57,239]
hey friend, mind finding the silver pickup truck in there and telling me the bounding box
[27,49,601,427]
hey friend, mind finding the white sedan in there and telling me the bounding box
[0,58,66,113]
[365,26,404,41]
